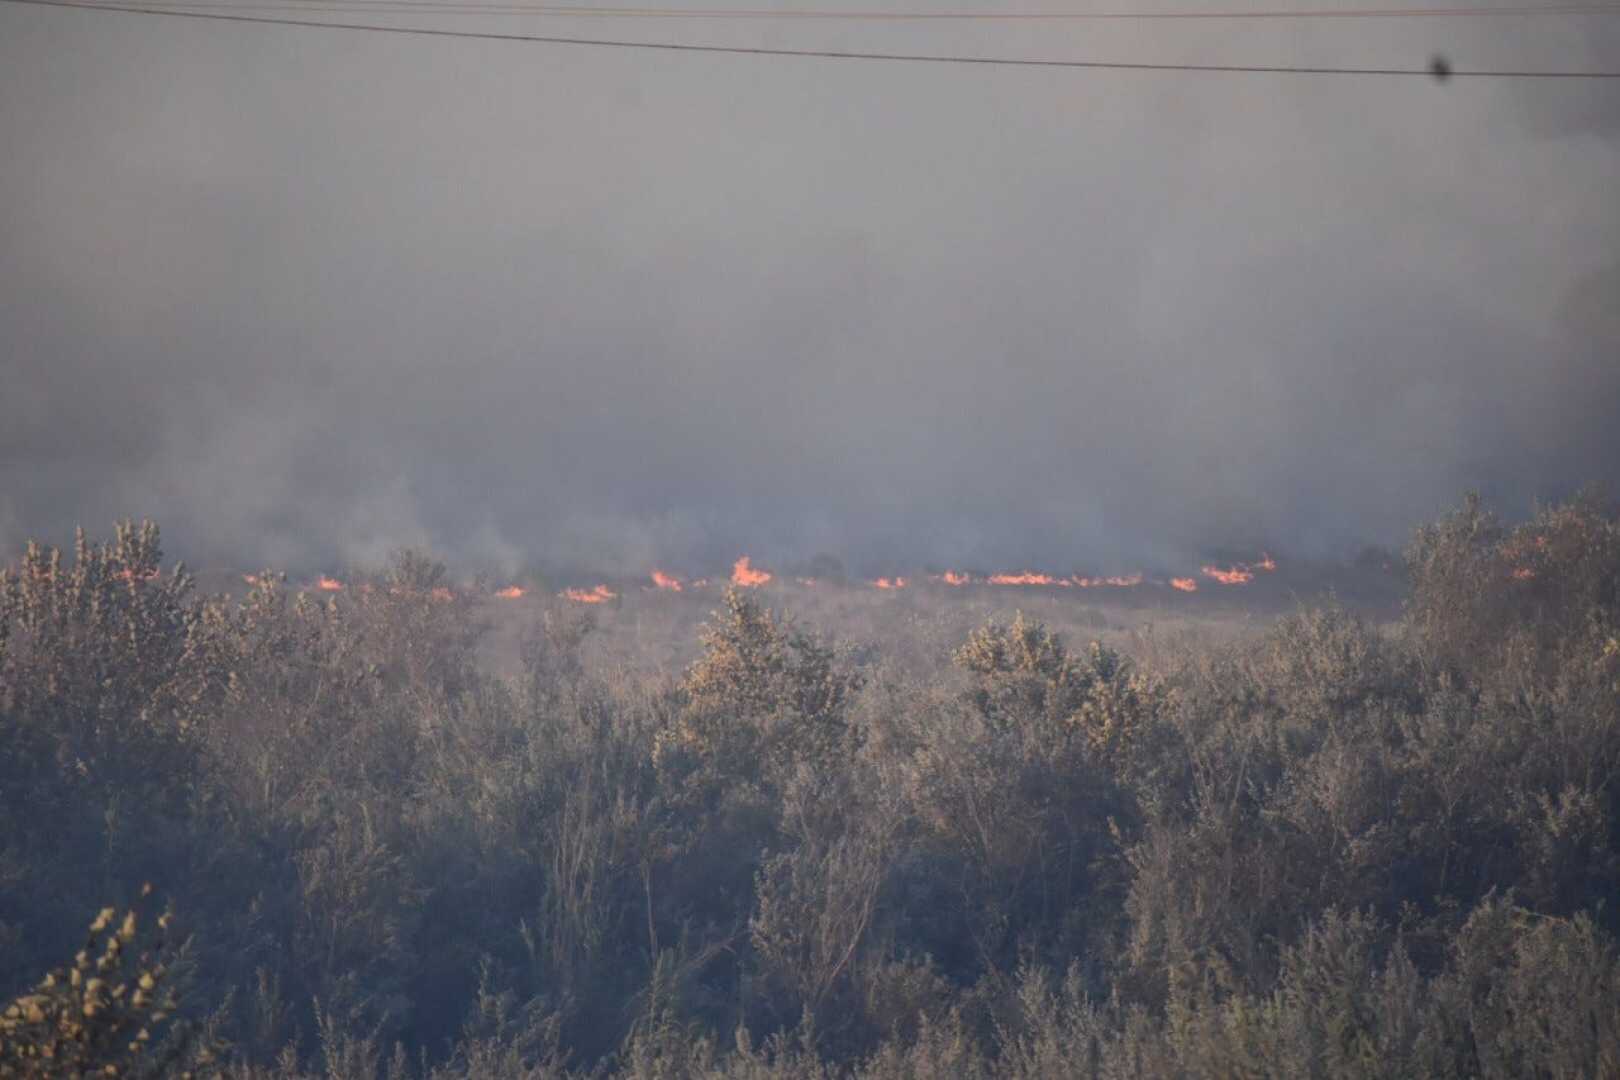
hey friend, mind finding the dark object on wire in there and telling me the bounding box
[1430,53,1453,80]
[5,0,1620,77]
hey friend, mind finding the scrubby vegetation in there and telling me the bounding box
[3,495,1618,1077]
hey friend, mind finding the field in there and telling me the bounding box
[3,493,1618,1078]
[193,548,1406,683]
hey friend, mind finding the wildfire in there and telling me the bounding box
[233,551,1285,610]
[267,550,1280,607]
[1199,553,1275,585]
[561,584,617,605]
[987,571,1067,587]
[1511,567,1537,581]
[116,567,159,583]
[1201,564,1255,586]
[1073,574,1144,588]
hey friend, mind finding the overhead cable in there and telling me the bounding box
[15,0,1620,17]
[6,0,1620,77]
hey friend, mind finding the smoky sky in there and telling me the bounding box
[1,3,1617,577]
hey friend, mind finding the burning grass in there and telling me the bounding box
[1,493,1616,1078]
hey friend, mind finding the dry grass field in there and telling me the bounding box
[7,497,1616,1078]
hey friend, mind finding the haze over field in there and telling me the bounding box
[1,2,1617,578]
[4,13,1620,1068]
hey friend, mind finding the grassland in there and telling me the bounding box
[3,494,1616,1078]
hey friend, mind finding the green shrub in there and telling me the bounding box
[0,890,194,1078]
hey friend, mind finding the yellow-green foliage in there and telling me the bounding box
[0,521,198,769]
[952,611,1166,769]
[683,588,854,728]
[0,890,191,1079]
[1407,489,1620,687]
[663,588,860,781]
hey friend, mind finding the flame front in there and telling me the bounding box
[1200,554,1276,585]
[308,552,1277,608]
[562,584,617,604]
[987,571,1067,587]
[731,556,772,587]
[28,545,1289,616]
[1201,564,1255,585]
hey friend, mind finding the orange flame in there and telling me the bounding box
[1170,577,1199,592]
[494,585,526,599]
[242,574,260,586]
[1255,553,1278,572]
[872,577,907,590]
[1073,574,1144,588]
[937,571,972,587]
[1201,564,1255,586]
[1511,567,1537,581]
[561,584,617,604]
[987,571,1067,587]
[650,570,684,592]
[316,576,345,592]
[731,556,772,587]
[431,586,454,603]
[116,567,159,583]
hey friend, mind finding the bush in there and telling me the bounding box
[0,890,196,1078]
[3,494,1618,1076]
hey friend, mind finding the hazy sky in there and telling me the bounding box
[2,2,1617,577]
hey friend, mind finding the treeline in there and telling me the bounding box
[2,494,1618,1078]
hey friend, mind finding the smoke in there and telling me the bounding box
[1,5,1616,577]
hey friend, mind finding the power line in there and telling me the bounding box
[15,0,1620,17]
[6,0,1620,76]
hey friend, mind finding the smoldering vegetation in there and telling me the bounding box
[3,491,1619,1078]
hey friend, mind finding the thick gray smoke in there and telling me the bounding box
[2,4,1617,577]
